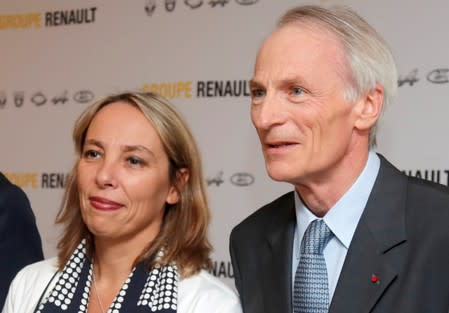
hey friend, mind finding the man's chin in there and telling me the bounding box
[266,167,299,183]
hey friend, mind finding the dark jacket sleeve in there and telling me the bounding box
[229,229,243,304]
[0,176,44,310]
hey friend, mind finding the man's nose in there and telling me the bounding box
[251,92,286,130]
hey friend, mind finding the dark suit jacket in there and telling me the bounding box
[230,155,449,313]
[0,172,44,309]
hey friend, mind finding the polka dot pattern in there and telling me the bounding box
[78,265,92,313]
[107,268,135,312]
[35,240,178,313]
[36,240,87,313]
[137,263,178,311]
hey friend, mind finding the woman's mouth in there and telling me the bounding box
[89,196,124,211]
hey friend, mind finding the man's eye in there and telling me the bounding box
[292,87,304,96]
[251,89,266,98]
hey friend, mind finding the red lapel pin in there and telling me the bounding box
[371,274,380,285]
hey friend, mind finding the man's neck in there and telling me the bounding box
[295,150,370,217]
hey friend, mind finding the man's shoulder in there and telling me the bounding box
[378,154,449,209]
[407,174,449,197]
[0,172,10,185]
[406,175,449,213]
[0,172,30,209]
[0,172,17,193]
[231,191,294,237]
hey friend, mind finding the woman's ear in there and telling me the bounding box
[166,168,189,205]
[354,84,384,131]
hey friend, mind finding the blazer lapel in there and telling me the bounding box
[329,155,408,313]
[262,192,296,313]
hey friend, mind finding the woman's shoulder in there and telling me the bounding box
[12,257,58,288]
[181,270,237,297]
[3,258,59,313]
[17,257,58,277]
[178,270,242,313]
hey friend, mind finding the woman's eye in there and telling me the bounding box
[127,156,143,166]
[84,150,101,159]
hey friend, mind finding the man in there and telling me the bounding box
[0,172,44,309]
[230,5,449,313]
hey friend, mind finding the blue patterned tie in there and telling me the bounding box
[293,219,334,313]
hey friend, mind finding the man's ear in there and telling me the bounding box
[166,168,189,205]
[354,84,384,131]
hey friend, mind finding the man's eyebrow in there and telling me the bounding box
[280,75,307,86]
[249,76,307,89]
[249,79,263,88]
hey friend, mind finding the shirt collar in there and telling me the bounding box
[295,151,380,249]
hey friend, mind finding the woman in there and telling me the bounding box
[3,92,242,313]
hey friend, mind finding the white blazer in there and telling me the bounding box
[3,258,242,313]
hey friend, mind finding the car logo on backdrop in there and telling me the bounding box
[235,0,258,5]
[165,0,177,12]
[206,171,255,187]
[31,92,47,106]
[398,69,419,87]
[185,0,203,9]
[0,91,6,108]
[52,91,69,105]
[14,92,25,107]
[398,67,449,87]
[427,68,449,84]
[1,90,97,108]
[230,172,254,186]
[73,90,94,103]
[145,0,156,16]
[206,171,225,186]
[145,0,257,16]
[209,0,229,7]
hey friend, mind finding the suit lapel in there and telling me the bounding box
[262,192,296,313]
[329,155,408,313]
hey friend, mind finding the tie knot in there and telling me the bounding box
[300,219,333,255]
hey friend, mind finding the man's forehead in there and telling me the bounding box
[250,25,351,91]
[253,24,345,72]
[261,23,341,53]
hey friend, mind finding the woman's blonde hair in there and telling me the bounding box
[56,91,211,277]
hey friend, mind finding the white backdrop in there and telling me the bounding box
[1,0,449,287]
